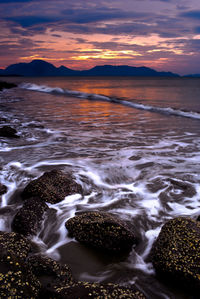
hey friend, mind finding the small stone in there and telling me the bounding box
[0,126,19,138]
[0,183,7,195]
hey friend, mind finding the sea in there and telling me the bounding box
[0,76,200,298]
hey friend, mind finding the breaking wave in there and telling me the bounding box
[20,82,200,120]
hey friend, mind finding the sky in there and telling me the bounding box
[0,0,200,74]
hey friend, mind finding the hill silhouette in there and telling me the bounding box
[0,59,180,77]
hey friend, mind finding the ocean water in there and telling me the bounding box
[0,76,200,298]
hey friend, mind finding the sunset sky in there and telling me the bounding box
[0,0,200,74]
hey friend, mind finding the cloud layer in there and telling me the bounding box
[0,0,200,74]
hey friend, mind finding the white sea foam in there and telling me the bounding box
[20,82,200,120]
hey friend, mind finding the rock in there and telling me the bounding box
[0,81,17,91]
[12,197,48,236]
[0,231,31,260]
[0,249,40,298]
[65,211,136,253]
[21,169,82,204]
[0,126,19,138]
[45,281,146,299]
[151,217,200,291]
[167,179,196,198]
[27,255,73,295]
[0,183,7,195]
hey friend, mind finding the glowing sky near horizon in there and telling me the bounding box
[0,0,200,74]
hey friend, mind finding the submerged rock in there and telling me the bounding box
[151,217,200,292]
[46,281,146,299]
[0,231,31,260]
[167,178,196,198]
[27,255,73,295]
[65,211,136,253]
[12,197,48,236]
[22,169,82,204]
[0,183,7,195]
[0,81,17,91]
[0,126,19,138]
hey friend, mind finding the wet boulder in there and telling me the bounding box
[0,249,40,298]
[27,255,73,295]
[12,197,49,236]
[151,217,200,291]
[0,183,7,195]
[22,169,83,204]
[0,231,40,297]
[46,281,146,299]
[0,126,19,138]
[0,231,31,260]
[0,81,17,91]
[65,211,136,253]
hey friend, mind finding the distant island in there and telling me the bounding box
[0,59,182,77]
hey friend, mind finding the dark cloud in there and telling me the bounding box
[0,0,33,3]
[6,16,60,27]
[61,7,147,24]
[194,26,200,34]
[180,10,200,19]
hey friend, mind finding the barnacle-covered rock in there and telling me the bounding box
[12,197,48,236]
[0,183,7,195]
[46,281,146,299]
[0,231,31,260]
[27,255,73,296]
[151,217,200,291]
[0,249,40,298]
[65,211,136,253]
[0,126,19,138]
[22,169,82,204]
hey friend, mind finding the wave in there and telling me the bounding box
[20,82,200,120]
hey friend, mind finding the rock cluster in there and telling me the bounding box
[0,230,145,298]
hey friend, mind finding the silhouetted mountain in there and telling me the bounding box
[81,65,179,77]
[184,74,200,78]
[0,59,180,77]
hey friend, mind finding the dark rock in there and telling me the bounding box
[45,281,146,299]
[0,126,19,138]
[22,169,83,204]
[27,255,73,295]
[0,249,40,298]
[0,231,31,260]
[65,211,136,253]
[0,81,17,91]
[151,217,200,292]
[147,178,168,193]
[167,179,196,198]
[0,183,7,195]
[12,197,48,236]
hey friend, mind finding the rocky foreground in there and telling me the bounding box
[0,168,200,297]
[0,171,146,298]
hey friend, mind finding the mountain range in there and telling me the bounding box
[0,59,183,77]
